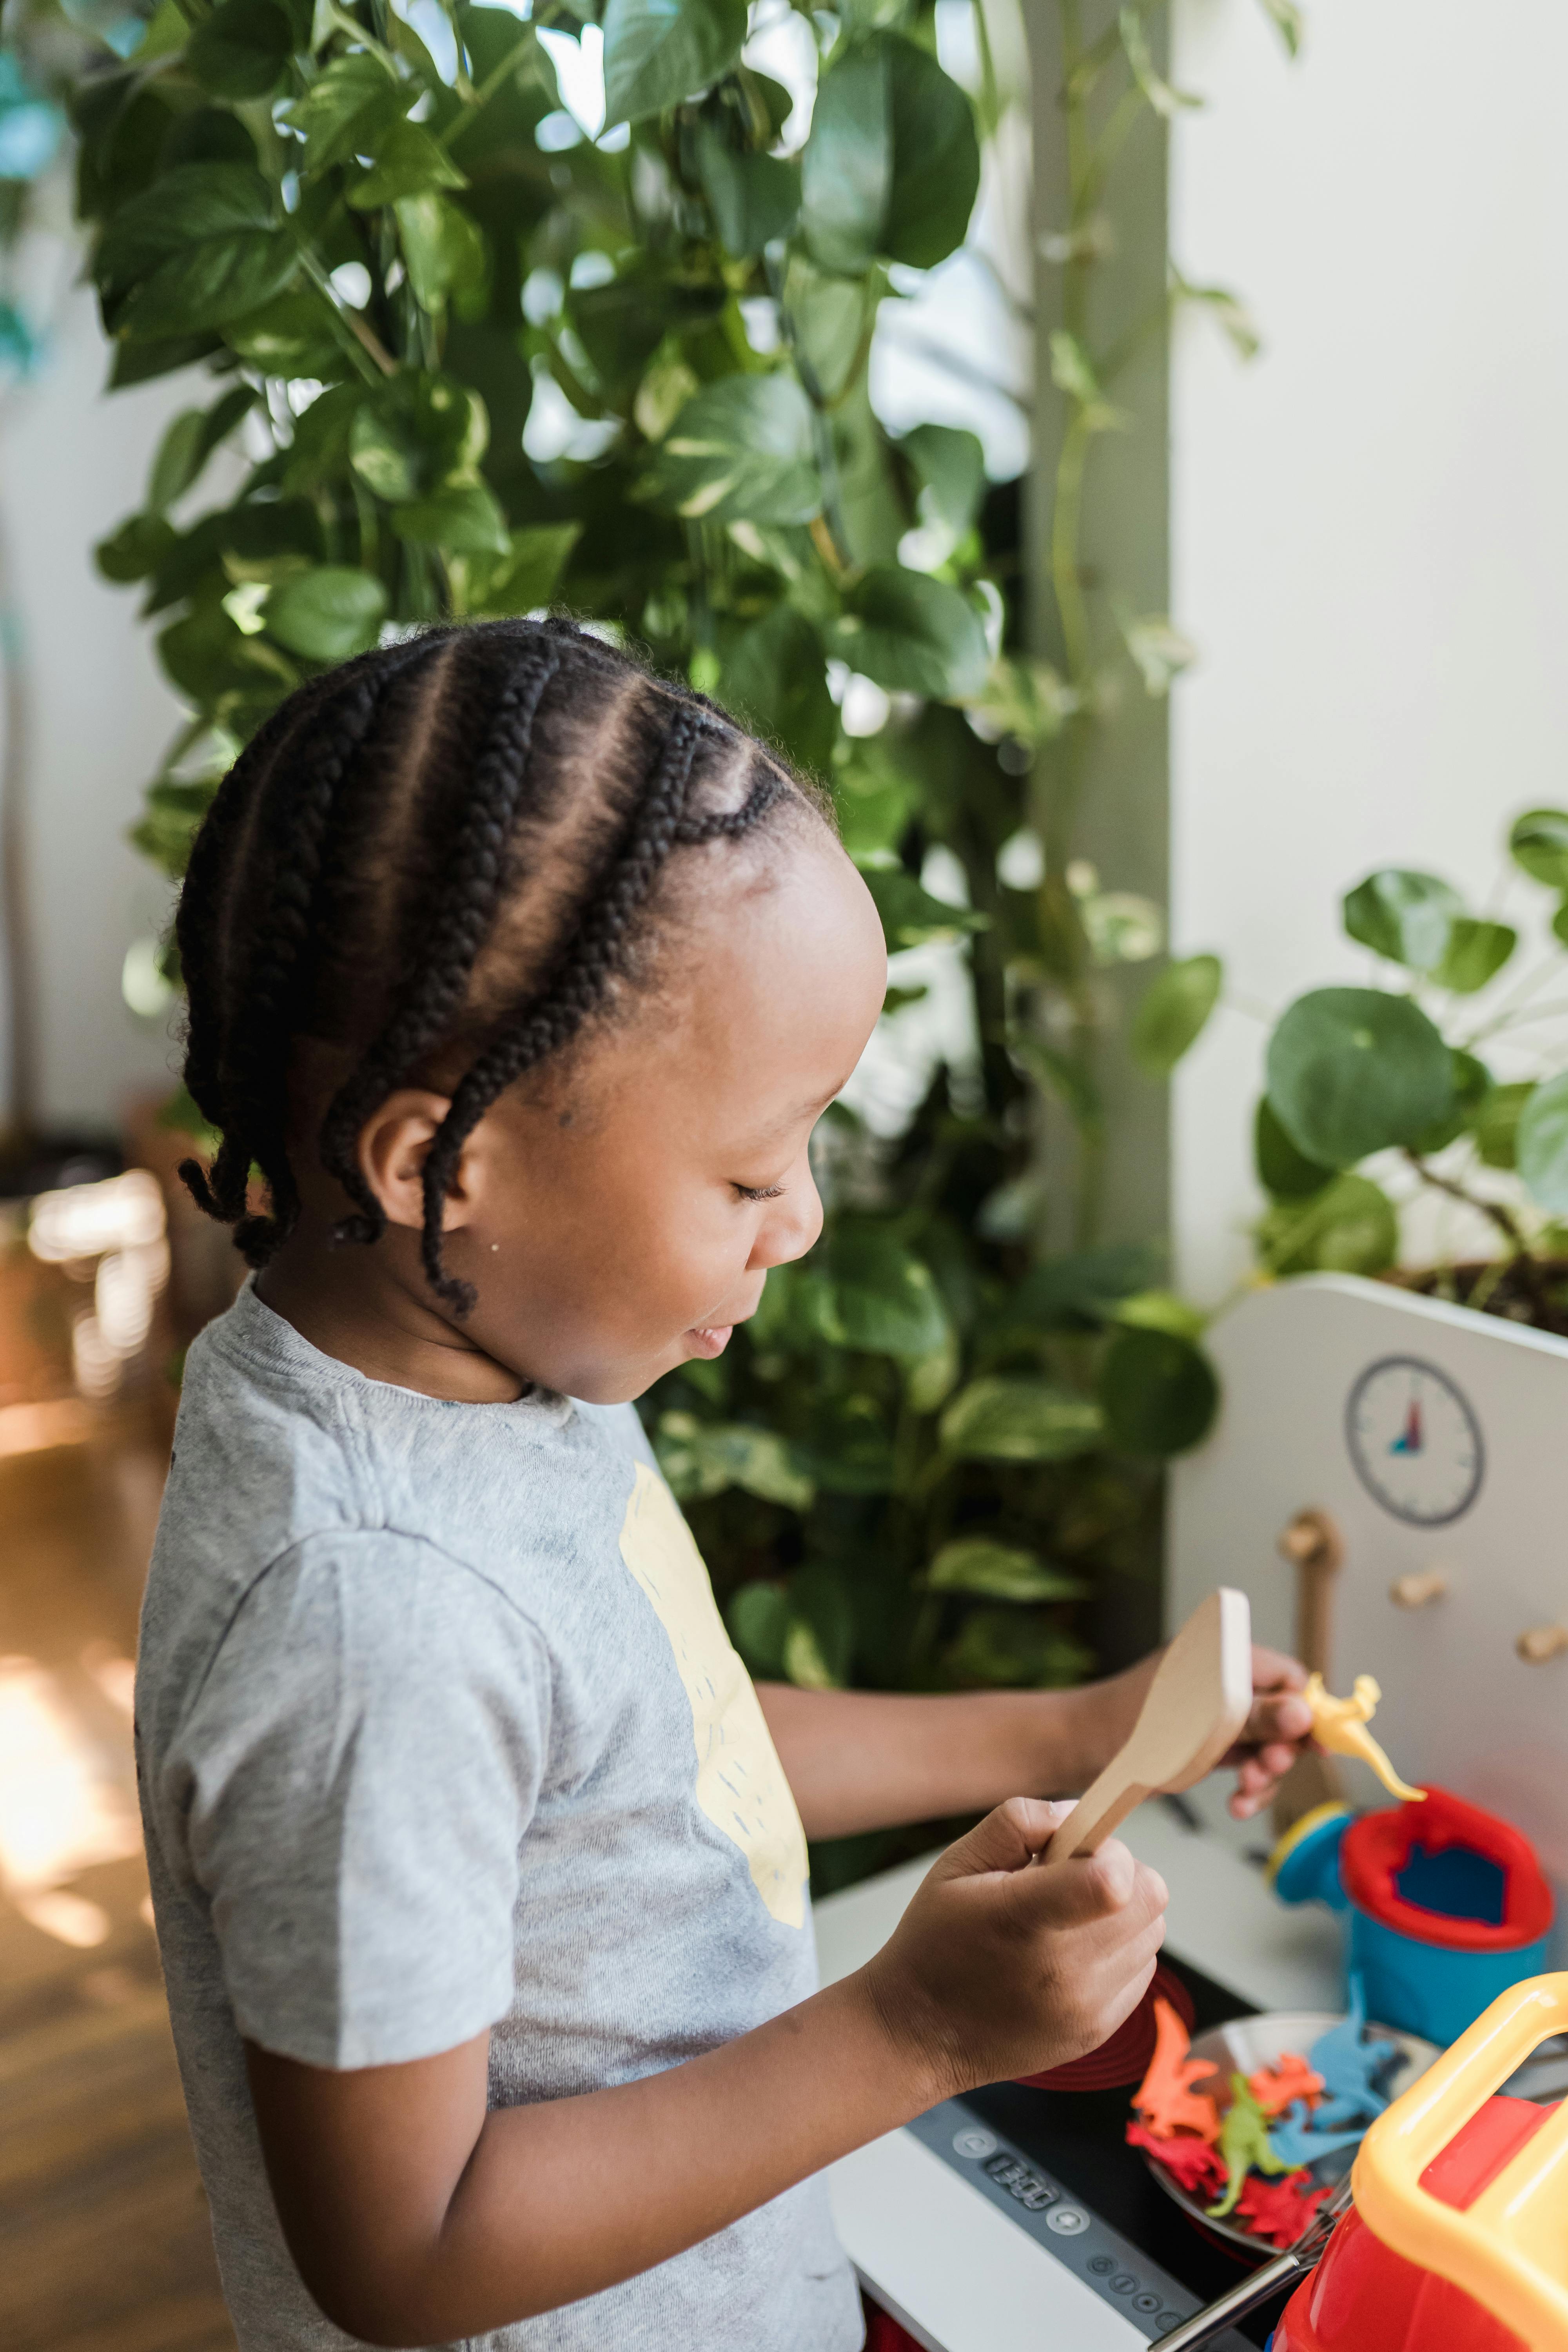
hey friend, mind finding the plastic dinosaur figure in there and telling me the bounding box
[1130,1996,1222,2142]
[1308,1976,1395,2130]
[1249,2051,1325,2117]
[1207,2074,1287,2218]
[1304,1671,1426,1804]
[1266,2095,1371,2172]
[1233,2170,1328,2250]
[1126,2120,1227,2200]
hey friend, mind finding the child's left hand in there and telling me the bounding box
[1089,1643,1314,1821]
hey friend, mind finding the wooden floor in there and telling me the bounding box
[0,1398,236,2352]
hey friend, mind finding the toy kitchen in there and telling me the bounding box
[812,1274,1568,2352]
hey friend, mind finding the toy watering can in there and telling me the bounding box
[1271,1788,1553,2047]
[1151,1974,1568,2352]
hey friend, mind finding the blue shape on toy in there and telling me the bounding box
[1270,1805,1352,1913]
[1266,2097,1368,2172]
[1346,1908,1551,2048]
[1395,1839,1506,1926]
[1308,1976,1392,2128]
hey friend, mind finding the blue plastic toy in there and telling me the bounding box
[1308,1976,1395,2129]
[1266,2096,1369,2172]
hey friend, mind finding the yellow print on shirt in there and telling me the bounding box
[618,1461,808,1930]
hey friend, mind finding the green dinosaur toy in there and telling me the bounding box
[1207,2074,1287,2219]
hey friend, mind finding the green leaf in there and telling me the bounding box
[1098,1326,1218,1457]
[787,1564,854,1687]
[726,1580,791,1677]
[1130,954,1222,1075]
[1255,1096,1335,1201]
[1342,868,1461,970]
[1258,1172,1399,1277]
[1004,1243,1162,1332]
[601,0,748,128]
[394,194,487,315]
[186,0,295,100]
[450,524,580,619]
[694,122,800,257]
[860,866,984,951]
[1265,987,1455,1167]
[940,1377,1104,1463]
[147,384,257,512]
[826,1225,952,1360]
[573,265,725,397]
[95,511,176,584]
[655,1412,815,1509]
[943,1609,1094,1691]
[640,374,820,526]
[391,480,511,556]
[1410,1047,1492,1155]
[829,566,989,701]
[223,287,342,377]
[347,119,467,209]
[1510,808,1568,889]
[1112,1289,1207,1342]
[1472,1080,1534,1170]
[96,163,298,338]
[1432,917,1517,995]
[263,566,387,660]
[279,50,405,173]
[902,422,985,538]
[1517,1074,1568,1213]
[801,33,978,276]
[1256,0,1303,56]
[349,372,488,502]
[720,604,836,773]
[925,1540,1086,1602]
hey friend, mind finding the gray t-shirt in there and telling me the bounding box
[136,1280,862,2352]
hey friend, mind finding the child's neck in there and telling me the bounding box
[256,1224,528,1404]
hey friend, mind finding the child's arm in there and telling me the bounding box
[245,1800,1165,2348]
[757,1643,1314,1837]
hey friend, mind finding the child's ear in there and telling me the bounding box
[356,1091,476,1233]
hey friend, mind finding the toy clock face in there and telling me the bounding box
[1345,1355,1485,1526]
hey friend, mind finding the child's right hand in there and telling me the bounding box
[859,1797,1169,2099]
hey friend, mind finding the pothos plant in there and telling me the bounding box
[1147,810,1568,1338]
[10,0,1272,1873]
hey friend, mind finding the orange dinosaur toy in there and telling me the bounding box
[1249,2051,1325,2118]
[1131,1996,1222,2142]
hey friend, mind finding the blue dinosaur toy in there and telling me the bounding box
[1266,2096,1368,2173]
[1308,1975,1394,2130]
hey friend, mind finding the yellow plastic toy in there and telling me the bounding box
[1304,1672,1426,1804]
[1354,1972,1568,2350]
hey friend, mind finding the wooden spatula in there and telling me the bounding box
[1044,1588,1254,1866]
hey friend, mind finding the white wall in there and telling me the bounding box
[0,261,188,1135]
[1168,0,1568,1302]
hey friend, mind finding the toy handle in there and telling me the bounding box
[1355,1972,1568,2352]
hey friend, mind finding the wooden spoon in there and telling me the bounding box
[1044,1588,1254,1866]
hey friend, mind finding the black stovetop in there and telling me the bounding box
[960,1951,1289,2347]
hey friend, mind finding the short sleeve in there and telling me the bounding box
[171,1531,548,2069]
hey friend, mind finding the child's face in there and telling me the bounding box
[361,829,888,1403]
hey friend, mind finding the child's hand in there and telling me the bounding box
[1084,1641,1313,1823]
[859,1798,1168,2099]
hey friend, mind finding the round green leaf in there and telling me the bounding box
[1410,1047,1493,1155]
[1255,1096,1334,1201]
[902,423,986,538]
[1341,868,1461,971]
[1518,1073,1568,1212]
[925,1539,1086,1602]
[1257,1172,1398,1277]
[827,1225,951,1360]
[390,481,510,557]
[264,567,387,661]
[828,566,989,701]
[727,1580,790,1677]
[1130,954,1222,1076]
[802,34,978,276]
[939,1377,1103,1462]
[1432,918,1517,995]
[1098,1326,1218,1458]
[1472,1079,1535,1171]
[880,33,980,269]
[602,0,748,128]
[860,866,986,951]
[720,604,836,773]
[95,512,176,584]
[96,163,299,339]
[640,374,820,526]
[694,123,800,258]
[1511,808,1568,889]
[186,0,294,101]
[1265,987,1455,1167]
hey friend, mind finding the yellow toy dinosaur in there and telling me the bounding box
[1304,1672,1426,1804]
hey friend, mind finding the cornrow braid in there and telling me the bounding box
[317,631,565,1249]
[173,617,825,1311]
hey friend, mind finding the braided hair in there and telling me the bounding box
[174,617,810,1315]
